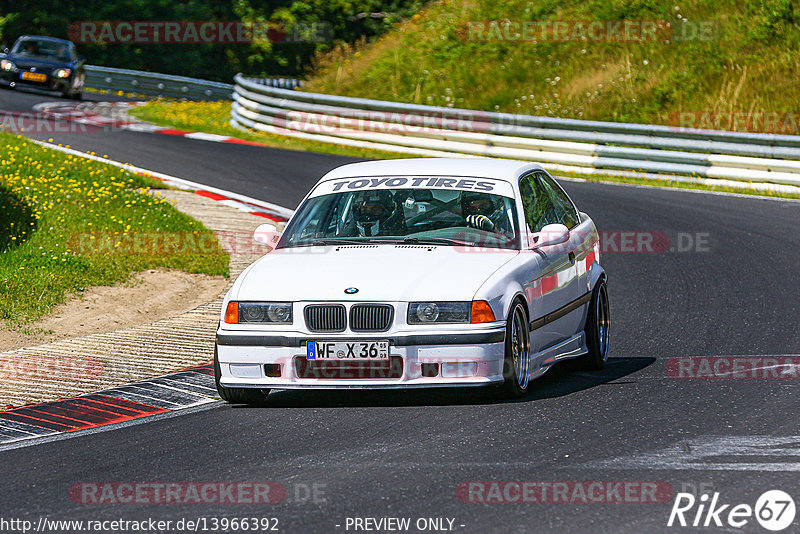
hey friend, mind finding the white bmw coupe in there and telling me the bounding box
[215,158,609,403]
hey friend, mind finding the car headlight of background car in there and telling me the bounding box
[53,68,71,78]
[1,59,16,71]
[224,302,293,324]
[407,301,496,324]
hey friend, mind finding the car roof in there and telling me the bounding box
[16,35,74,45]
[318,158,544,184]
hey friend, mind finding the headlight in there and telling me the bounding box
[1,59,15,71]
[53,68,72,78]
[408,302,471,324]
[229,302,293,324]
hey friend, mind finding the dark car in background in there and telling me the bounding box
[0,35,85,99]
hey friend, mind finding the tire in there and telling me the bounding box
[71,91,82,101]
[498,300,532,399]
[577,280,610,370]
[213,345,269,405]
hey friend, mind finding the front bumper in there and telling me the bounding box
[0,72,71,92]
[216,326,507,389]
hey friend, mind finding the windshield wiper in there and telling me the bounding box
[281,238,363,247]
[398,236,477,247]
[308,238,365,246]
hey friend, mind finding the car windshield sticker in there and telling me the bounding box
[310,176,515,198]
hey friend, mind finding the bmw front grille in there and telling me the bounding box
[350,304,393,332]
[304,304,394,332]
[304,304,347,332]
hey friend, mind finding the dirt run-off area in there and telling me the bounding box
[0,269,227,352]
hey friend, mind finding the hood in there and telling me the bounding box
[236,244,519,302]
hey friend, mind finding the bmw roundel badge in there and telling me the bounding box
[344,287,359,294]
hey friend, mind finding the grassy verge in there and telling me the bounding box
[128,100,407,161]
[0,133,229,328]
[306,0,800,135]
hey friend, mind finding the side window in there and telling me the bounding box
[518,173,558,233]
[537,172,579,229]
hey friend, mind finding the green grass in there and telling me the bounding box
[306,0,800,135]
[0,133,229,328]
[128,100,409,161]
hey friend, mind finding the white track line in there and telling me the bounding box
[29,139,294,218]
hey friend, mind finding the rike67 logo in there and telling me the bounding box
[668,490,796,531]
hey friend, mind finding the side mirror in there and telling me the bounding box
[534,223,570,248]
[253,223,281,246]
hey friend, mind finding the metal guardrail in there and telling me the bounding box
[245,77,304,90]
[230,73,800,187]
[84,65,234,100]
[84,66,302,100]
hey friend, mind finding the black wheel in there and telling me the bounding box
[213,345,269,405]
[498,300,532,399]
[577,280,610,370]
[71,91,82,101]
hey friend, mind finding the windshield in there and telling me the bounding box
[12,39,73,61]
[280,185,519,250]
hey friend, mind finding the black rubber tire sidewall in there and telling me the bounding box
[579,281,609,371]
[498,301,530,399]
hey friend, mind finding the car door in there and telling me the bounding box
[536,171,596,335]
[517,171,580,356]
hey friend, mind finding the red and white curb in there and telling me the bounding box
[0,138,294,449]
[32,100,273,148]
[0,364,218,449]
[30,139,293,223]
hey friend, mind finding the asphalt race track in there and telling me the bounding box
[2,89,800,533]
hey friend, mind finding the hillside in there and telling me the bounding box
[305,0,800,134]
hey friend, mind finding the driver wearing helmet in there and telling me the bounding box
[350,190,406,237]
[461,191,510,235]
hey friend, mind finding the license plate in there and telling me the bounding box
[21,72,47,82]
[307,340,389,360]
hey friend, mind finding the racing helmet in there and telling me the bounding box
[352,190,397,236]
